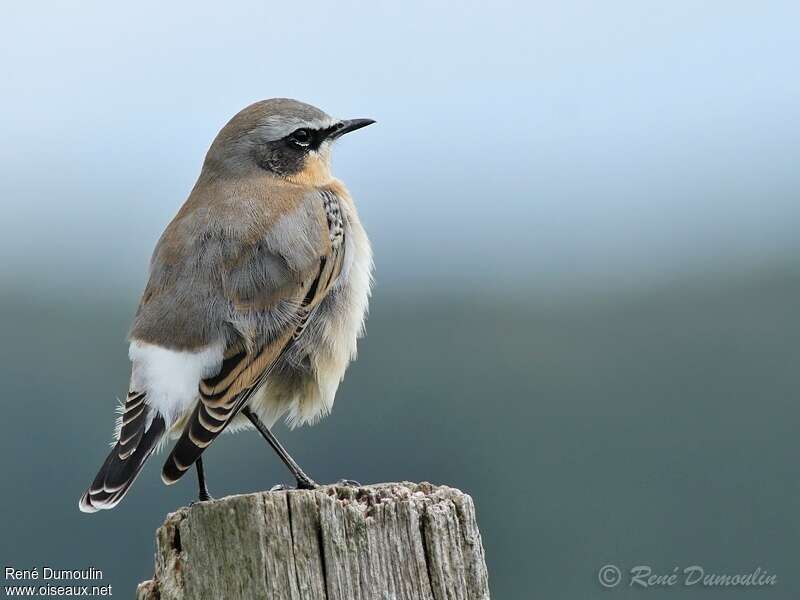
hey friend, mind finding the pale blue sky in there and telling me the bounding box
[1,1,798,296]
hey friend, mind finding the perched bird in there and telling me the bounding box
[79,98,374,512]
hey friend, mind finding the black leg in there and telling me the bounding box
[241,405,318,489]
[196,456,212,502]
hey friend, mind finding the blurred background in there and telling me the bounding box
[1,1,799,598]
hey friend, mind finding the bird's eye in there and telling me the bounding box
[289,128,313,147]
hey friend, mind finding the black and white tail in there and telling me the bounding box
[78,392,165,513]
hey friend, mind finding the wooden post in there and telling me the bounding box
[136,482,490,600]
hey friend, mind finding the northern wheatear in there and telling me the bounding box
[79,99,374,512]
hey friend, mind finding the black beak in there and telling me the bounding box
[327,118,376,140]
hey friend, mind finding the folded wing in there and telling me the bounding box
[161,189,345,484]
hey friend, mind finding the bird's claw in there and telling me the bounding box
[336,479,361,488]
[270,476,318,492]
[296,476,319,490]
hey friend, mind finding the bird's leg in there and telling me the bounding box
[195,456,213,502]
[241,405,318,490]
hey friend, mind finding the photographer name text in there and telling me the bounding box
[598,564,777,589]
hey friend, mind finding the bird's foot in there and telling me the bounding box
[335,479,362,488]
[296,475,319,490]
[269,475,318,492]
[190,493,214,506]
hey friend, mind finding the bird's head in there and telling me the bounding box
[203,98,374,185]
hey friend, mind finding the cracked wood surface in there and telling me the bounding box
[136,482,490,600]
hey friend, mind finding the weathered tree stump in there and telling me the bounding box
[136,482,490,600]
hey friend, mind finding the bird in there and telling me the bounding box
[79,98,375,512]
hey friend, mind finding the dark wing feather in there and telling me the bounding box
[161,328,295,483]
[117,391,147,459]
[79,396,165,513]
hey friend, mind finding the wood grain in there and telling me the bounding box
[136,482,490,600]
